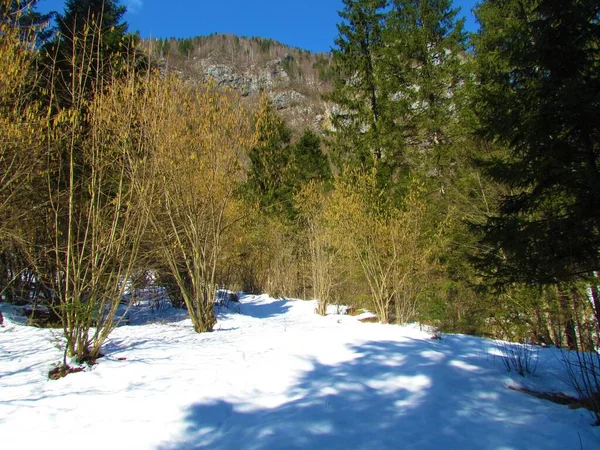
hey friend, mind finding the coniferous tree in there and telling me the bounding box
[58,0,127,49]
[246,95,294,218]
[44,0,136,109]
[290,129,332,191]
[329,0,388,169]
[473,0,600,286]
[330,0,468,199]
[381,0,467,177]
[247,100,331,220]
[0,0,52,42]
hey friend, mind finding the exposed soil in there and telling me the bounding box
[48,365,85,380]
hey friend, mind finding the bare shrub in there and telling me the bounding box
[142,77,255,333]
[495,340,539,376]
[27,16,150,365]
[296,181,344,316]
[325,171,431,324]
[561,349,600,425]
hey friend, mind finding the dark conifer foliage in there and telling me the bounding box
[382,0,466,168]
[473,0,600,285]
[247,96,295,217]
[0,0,52,42]
[57,0,127,44]
[44,0,136,109]
[290,129,332,189]
[329,0,387,168]
[329,0,467,194]
[247,98,331,221]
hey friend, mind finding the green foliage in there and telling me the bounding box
[290,129,332,190]
[472,0,600,286]
[0,0,52,42]
[329,0,387,168]
[2,0,597,358]
[329,0,468,203]
[177,38,194,58]
[247,97,331,221]
[281,54,296,79]
[247,96,294,217]
[258,38,274,53]
[58,0,128,47]
[156,37,169,57]
[381,0,467,174]
[43,0,139,109]
[313,55,334,82]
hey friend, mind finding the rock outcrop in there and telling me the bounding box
[146,34,334,133]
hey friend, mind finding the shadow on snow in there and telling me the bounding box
[237,295,292,319]
[160,338,592,450]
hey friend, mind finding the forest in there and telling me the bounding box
[0,0,599,387]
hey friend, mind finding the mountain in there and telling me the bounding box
[143,34,335,134]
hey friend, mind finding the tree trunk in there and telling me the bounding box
[589,279,600,332]
[559,286,578,350]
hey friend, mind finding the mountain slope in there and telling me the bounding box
[143,34,335,133]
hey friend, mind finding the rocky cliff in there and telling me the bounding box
[144,34,335,134]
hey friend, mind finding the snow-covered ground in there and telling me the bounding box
[1,294,599,449]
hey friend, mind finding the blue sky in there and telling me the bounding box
[37,0,480,53]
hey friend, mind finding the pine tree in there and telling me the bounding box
[473,0,600,285]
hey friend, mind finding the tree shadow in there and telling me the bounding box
[118,298,241,327]
[160,337,595,449]
[238,295,292,319]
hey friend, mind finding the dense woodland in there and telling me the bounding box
[0,0,599,368]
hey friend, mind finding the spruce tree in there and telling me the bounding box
[473,0,600,285]
[247,95,294,217]
[247,98,332,220]
[45,0,134,108]
[57,0,127,47]
[330,0,467,194]
[381,0,467,176]
[329,0,387,169]
[0,0,52,42]
[290,129,332,189]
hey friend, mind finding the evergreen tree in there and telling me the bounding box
[473,0,600,285]
[247,95,294,217]
[0,0,52,42]
[177,38,194,59]
[329,0,387,169]
[290,129,332,189]
[247,98,332,220]
[381,0,467,176]
[329,0,468,197]
[57,0,127,48]
[45,0,135,108]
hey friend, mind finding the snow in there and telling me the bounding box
[1,294,599,449]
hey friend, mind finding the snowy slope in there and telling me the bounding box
[1,295,599,449]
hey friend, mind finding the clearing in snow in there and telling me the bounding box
[1,294,599,449]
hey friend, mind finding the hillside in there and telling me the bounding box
[142,34,335,133]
